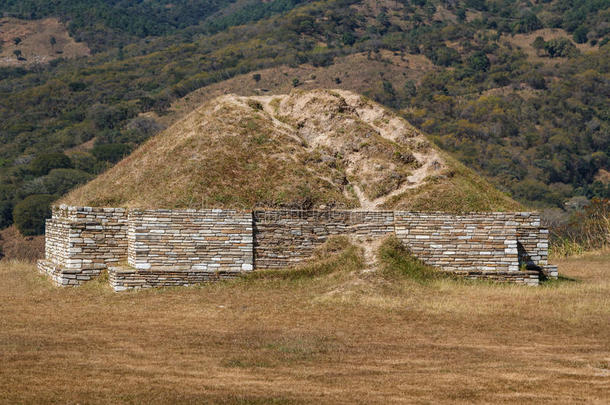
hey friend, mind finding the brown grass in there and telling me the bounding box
[153,50,436,130]
[1,246,608,403]
[0,17,90,67]
[62,89,520,212]
[382,150,522,212]
[503,28,596,67]
[0,225,45,261]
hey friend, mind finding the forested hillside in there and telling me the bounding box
[0,0,308,51]
[0,0,608,235]
[0,0,238,51]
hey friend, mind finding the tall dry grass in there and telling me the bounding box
[549,198,610,258]
[1,243,608,403]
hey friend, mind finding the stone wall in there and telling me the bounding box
[253,210,395,269]
[44,217,70,267]
[394,212,520,273]
[127,209,253,273]
[37,206,128,286]
[109,267,237,291]
[38,206,557,290]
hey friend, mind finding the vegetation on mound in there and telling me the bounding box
[382,151,521,212]
[245,236,363,281]
[377,236,442,282]
[60,95,358,210]
[60,90,522,213]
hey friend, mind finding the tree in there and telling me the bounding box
[342,31,355,46]
[525,71,546,89]
[456,9,466,22]
[573,25,588,44]
[468,52,490,72]
[30,153,73,176]
[69,82,87,92]
[0,200,13,229]
[252,73,261,82]
[544,38,578,58]
[13,194,55,236]
[514,13,542,33]
[404,80,417,97]
[42,169,92,196]
[88,104,131,129]
[427,45,461,66]
[532,36,545,55]
[91,143,132,163]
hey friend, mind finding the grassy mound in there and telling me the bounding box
[245,236,363,281]
[377,236,443,282]
[62,89,521,212]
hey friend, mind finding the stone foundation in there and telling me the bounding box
[450,269,541,286]
[38,206,557,291]
[109,266,236,291]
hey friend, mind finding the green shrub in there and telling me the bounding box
[377,236,441,282]
[68,82,87,92]
[70,152,100,173]
[468,51,490,72]
[245,236,363,281]
[42,168,93,196]
[524,71,547,90]
[92,143,132,163]
[573,25,588,44]
[13,194,55,236]
[544,38,579,57]
[29,153,72,176]
[513,13,543,33]
[0,200,13,229]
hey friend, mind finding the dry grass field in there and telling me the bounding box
[1,242,609,404]
[502,28,596,67]
[0,17,89,67]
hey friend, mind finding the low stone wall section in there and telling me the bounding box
[39,206,557,289]
[394,212,520,272]
[452,269,540,286]
[253,210,395,269]
[38,206,128,285]
[109,267,238,291]
[127,209,253,274]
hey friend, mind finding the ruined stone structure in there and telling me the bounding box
[38,206,558,291]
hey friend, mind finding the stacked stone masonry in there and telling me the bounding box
[128,209,252,272]
[253,210,395,269]
[38,206,128,286]
[38,206,557,291]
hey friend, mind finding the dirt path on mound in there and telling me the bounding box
[241,92,445,210]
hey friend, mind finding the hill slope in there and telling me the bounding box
[1,0,608,233]
[62,89,520,212]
